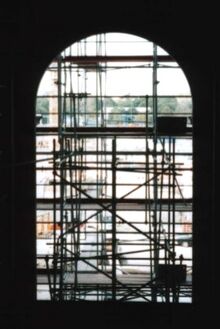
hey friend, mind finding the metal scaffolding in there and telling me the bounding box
[36,33,193,302]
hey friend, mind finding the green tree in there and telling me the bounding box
[158,97,178,113]
[108,107,123,123]
[133,97,147,107]
[36,97,49,114]
[176,98,192,113]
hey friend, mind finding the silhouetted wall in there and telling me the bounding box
[0,1,217,328]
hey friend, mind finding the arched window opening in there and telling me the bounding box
[36,33,193,302]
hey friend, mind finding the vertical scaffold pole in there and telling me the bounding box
[152,43,159,302]
[52,138,59,300]
[112,137,117,300]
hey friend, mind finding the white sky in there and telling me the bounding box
[37,33,191,97]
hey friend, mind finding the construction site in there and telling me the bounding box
[35,33,193,303]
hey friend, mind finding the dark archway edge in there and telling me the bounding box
[0,1,216,328]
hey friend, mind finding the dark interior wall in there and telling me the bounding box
[0,1,217,328]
